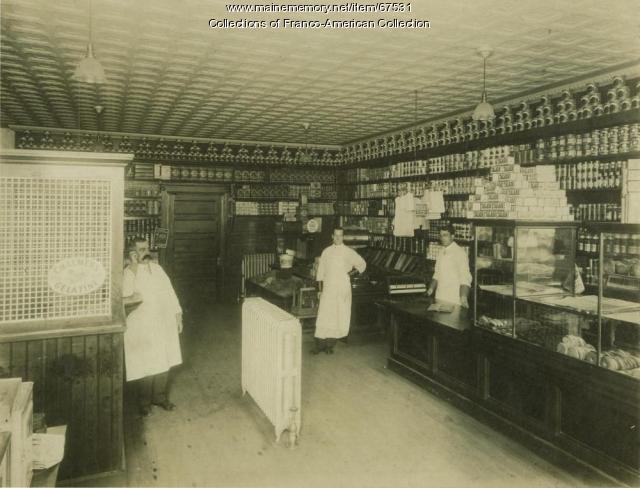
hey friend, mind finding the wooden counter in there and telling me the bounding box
[384,298,640,485]
[386,298,476,394]
[246,272,387,332]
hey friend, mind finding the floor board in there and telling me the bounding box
[115,302,613,488]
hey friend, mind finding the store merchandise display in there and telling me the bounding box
[533,124,640,162]
[600,349,640,372]
[269,168,336,183]
[622,159,640,223]
[124,181,162,253]
[571,203,621,222]
[169,166,234,182]
[477,315,513,335]
[556,335,597,362]
[233,169,266,182]
[466,159,572,220]
[341,78,639,165]
[556,160,623,190]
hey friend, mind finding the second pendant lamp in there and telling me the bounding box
[472,48,494,121]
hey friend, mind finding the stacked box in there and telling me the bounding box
[466,158,572,220]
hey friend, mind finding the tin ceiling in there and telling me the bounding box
[1,0,639,146]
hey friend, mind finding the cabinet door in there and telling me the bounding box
[393,317,431,371]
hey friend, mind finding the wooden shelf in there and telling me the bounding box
[520,150,640,167]
[444,193,473,200]
[337,167,489,185]
[344,109,640,169]
[565,187,621,192]
[132,159,339,170]
[339,194,472,200]
[339,196,394,200]
[233,197,334,202]
[125,176,158,182]
[124,195,161,200]
[124,215,161,220]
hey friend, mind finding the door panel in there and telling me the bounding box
[174,220,217,233]
[163,189,224,309]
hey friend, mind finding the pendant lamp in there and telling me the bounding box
[73,0,107,84]
[300,122,311,163]
[472,49,494,121]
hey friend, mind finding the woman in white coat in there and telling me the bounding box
[123,238,183,416]
[427,224,472,307]
[313,227,367,354]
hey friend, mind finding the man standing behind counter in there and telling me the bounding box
[313,227,367,355]
[427,224,472,307]
[123,237,183,416]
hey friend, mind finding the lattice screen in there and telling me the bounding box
[0,177,112,323]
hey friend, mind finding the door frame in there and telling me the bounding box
[160,183,229,297]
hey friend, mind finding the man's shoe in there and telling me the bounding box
[139,406,151,417]
[154,400,176,411]
[310,338,326,355]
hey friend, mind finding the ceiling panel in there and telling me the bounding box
[1,0,639,145]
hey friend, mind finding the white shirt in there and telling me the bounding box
[433,241,472,305]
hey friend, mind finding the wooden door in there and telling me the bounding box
[161,185,227,310]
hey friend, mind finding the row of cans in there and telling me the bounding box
[537,123,640,160]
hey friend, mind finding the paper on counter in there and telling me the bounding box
[32,431,65,469]
[427,302,455,313]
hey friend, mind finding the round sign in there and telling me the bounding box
[48,257,106,296]
[306,219,319,233]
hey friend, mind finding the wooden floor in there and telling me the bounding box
[105,303,615,487]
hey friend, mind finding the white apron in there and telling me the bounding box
[433,241,472,305]
[123,262,182,381]
[315,245,366,339]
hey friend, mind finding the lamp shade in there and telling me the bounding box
[472,91,495,121]
[72,43,106,84]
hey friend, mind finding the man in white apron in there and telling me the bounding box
[122,238,183,416]
[427,224,472,307]
[313,227,367,354]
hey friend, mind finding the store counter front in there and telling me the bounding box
[383,295,640,485]
[384,297,476,394]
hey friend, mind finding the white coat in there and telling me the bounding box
[315,244,367,339]
[393,192,416,237]
[432,241,472,305]
[122,262,182,381]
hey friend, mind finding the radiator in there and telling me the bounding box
[241,253,275,298]
[242,297,302,444]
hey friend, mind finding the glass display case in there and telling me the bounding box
[474,220,640,379]
[473,220,578,342]
[577,223,640,378]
